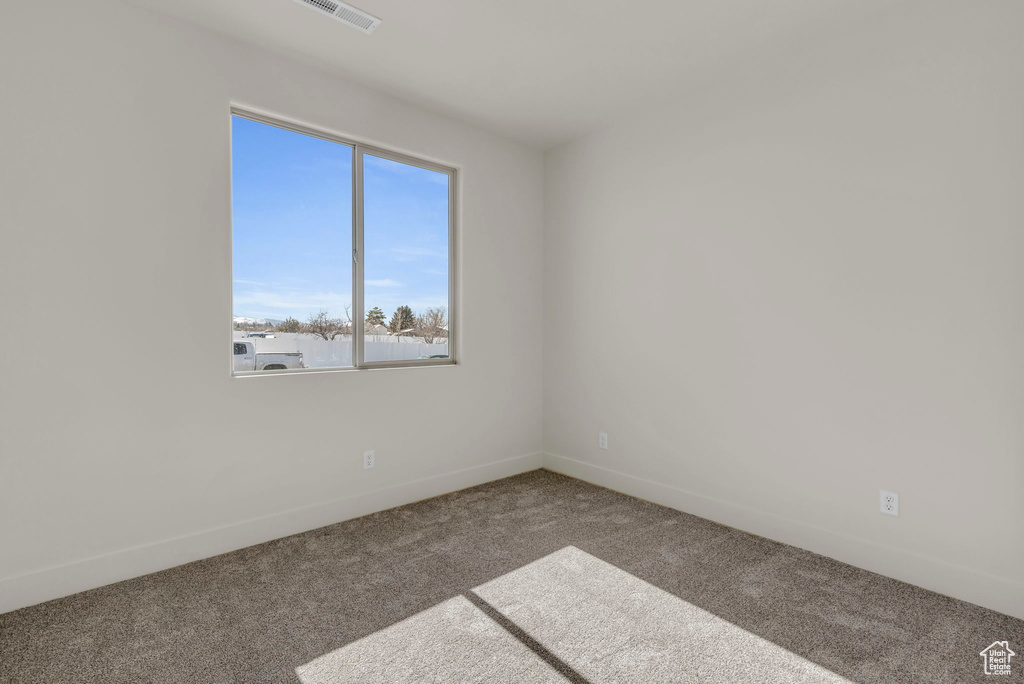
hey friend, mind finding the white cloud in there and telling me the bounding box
[233,283,351,319]
[365,279,402,287]
[364,293,449,313]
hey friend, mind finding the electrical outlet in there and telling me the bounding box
[598,432,608,450]
[880,490,899,516]
[363,450,375,470]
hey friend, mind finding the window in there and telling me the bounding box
[233,343,248,356]
[231,110,455,374]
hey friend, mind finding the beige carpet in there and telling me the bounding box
[1,470,1021,683]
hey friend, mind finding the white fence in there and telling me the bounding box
[236,332,448,368]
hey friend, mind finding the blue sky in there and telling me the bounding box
[231,116,449,322]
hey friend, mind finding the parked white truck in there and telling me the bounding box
[232,340,304,372]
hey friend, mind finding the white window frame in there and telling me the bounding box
[231,107,458,375]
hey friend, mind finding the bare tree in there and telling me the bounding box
[341,305,353,335]
[234,319,270,331]
[303,307,352,340]
[276,317,302,333]
[414,307,448,344]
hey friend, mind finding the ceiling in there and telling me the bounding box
[127,0,900,149]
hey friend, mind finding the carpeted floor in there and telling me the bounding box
[0,469,1020,683]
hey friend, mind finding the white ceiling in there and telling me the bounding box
[128,0,900,149]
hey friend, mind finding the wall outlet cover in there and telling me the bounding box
[880,489,899,516]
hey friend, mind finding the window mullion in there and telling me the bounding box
[353,145,365,368]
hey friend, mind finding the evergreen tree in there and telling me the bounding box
[389,305,415,335]
[366,307,386,327]
[276,316,302,333]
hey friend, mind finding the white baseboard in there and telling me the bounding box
[0,452,544,615]
[6,450,1020,621]
[543,452,1024,621]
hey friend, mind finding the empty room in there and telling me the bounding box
[1,0,1022,682]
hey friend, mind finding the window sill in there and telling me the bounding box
[232,359,457,378]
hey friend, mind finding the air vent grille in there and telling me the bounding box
[335,6,376,31]
[299,0,340,14]
[292,0,382,34]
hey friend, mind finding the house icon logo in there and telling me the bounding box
[980,641,1015,676]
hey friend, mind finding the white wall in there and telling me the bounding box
[0,0,544,611]
[3,0,1022,622]
[543,0,1024,619]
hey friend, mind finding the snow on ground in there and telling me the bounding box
[235,332,448,367]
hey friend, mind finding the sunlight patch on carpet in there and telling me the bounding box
[474,546,854,683]
[296,594,566,684]
[298,546,855,683]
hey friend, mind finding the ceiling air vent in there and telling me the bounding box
[293,0,382,34]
